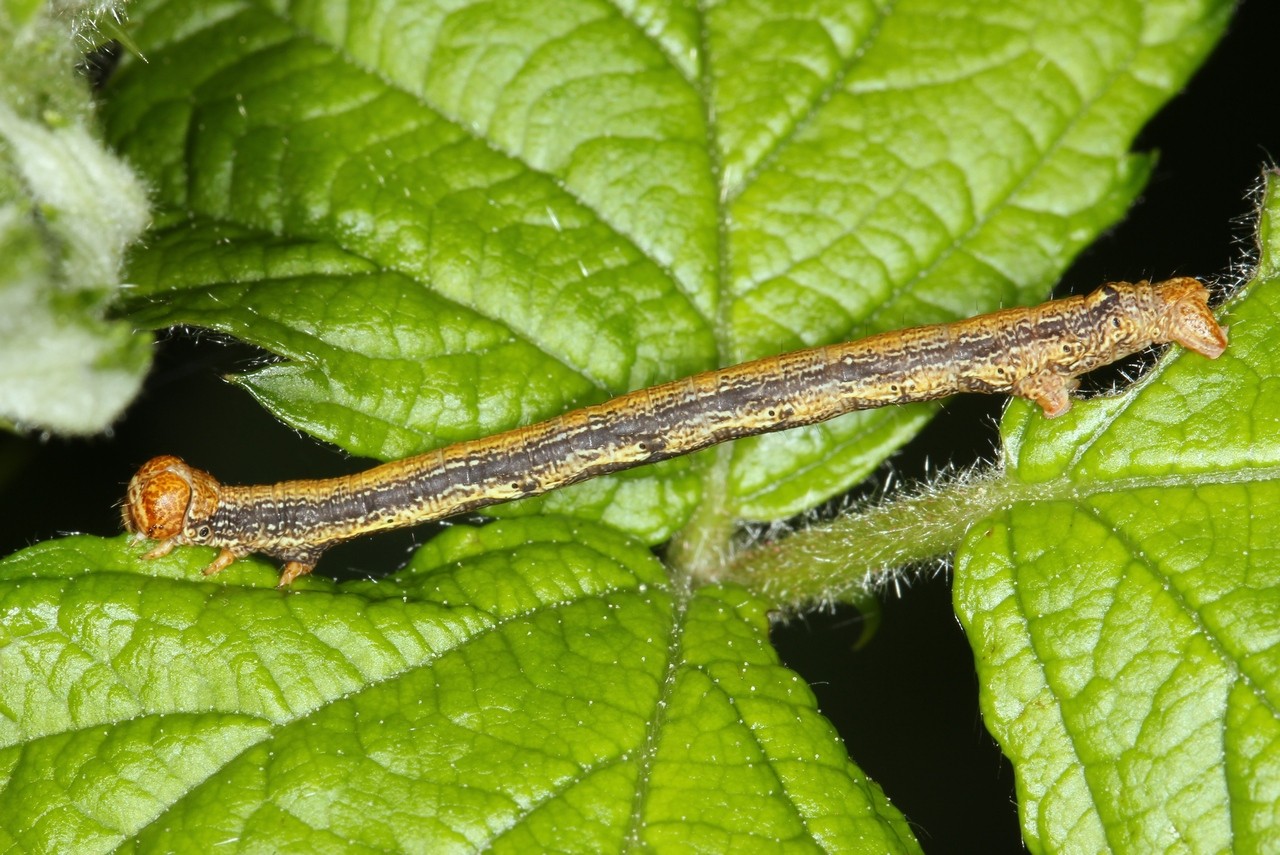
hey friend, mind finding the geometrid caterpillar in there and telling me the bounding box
[124,277,1227,585]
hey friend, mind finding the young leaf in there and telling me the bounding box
[0,521,918,852]
[954,171,1280,853]
[105,0,1232,536]
[0,1,151,435]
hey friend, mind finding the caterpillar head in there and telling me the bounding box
[123,455,221,543]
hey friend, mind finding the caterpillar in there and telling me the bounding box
[123,277,1227,585]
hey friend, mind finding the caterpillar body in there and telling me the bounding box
[123,278,1227,585]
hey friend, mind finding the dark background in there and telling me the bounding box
[1,2,1274,851]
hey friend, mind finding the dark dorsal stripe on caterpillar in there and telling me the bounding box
[123,277,1227,585]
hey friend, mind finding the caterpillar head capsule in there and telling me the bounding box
[123,455,221,544]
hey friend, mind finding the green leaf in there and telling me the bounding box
[0,520,917,852]
[953,171,1280,853]
[105,0,1231,534]
[0,1,152,435]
